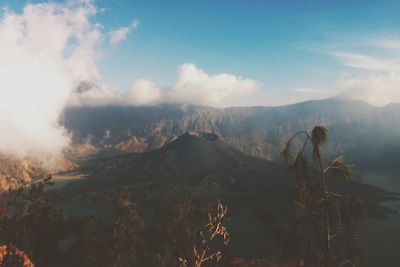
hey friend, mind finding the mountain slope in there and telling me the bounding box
[62,99,400,169]
[59,132,398,259]
[65,132,397,221]
[79,132,287,193]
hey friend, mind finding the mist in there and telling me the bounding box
[0,0,100,159]
[337,73,400,106]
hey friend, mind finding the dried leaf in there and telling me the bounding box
[311,126,328,146]
[329,156,353,180]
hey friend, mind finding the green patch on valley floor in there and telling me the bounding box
[48,174,87,190]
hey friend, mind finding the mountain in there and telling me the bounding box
[79,131,287,191]
[58,132,397,259]
[62,99,400,170]
[72,131,397,214]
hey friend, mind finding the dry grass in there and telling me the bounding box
[180,200,230,267]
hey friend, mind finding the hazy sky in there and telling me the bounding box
[3,0,400,106]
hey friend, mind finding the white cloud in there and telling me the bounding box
[332,52,400,72]
[126,79,162,106]
[0,0,120,162]
[109,19,139,45]
[171,64,261,106]
[71,63,261,107]
[0,0,143,162]
[109,27,130,45]
[337,73,400,106]
[70,79,162,107]
[69,83,123,106]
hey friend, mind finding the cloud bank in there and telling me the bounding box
[127,79,162,105]
[171,64,261,106]
[337,73,400,106]
[0,0,102,158]
[70,79,163,106]
[0,0,141,160]
[70,63,261,107]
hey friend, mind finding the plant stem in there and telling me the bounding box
[316,151,330,266]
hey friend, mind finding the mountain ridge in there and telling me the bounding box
[63,98,400,170]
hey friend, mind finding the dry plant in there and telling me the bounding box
[179,200,229,267]
[0,244,34,267]
[282,126,365,267]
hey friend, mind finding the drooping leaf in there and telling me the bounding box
[311,126,328,146]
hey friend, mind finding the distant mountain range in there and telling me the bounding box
[62,98,400,171]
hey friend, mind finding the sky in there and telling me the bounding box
[96,0,400,106]
[3,0,400,106]
[0,0,399,158]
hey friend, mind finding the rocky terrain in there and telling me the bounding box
[0,154,47,190]
[0,152,78,191]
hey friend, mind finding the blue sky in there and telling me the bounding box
[4,0,400,106]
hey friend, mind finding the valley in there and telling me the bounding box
[52,129,399,266]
